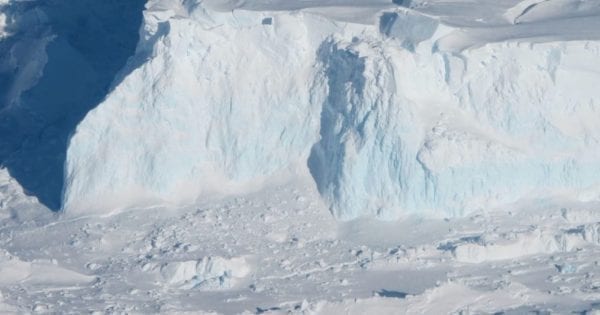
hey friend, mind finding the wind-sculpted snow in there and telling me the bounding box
[64,0,600,219]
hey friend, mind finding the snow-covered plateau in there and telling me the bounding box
[2,0,600,314]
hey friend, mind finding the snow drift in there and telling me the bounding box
[63,0,600,219]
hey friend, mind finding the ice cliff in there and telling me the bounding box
[63,0,600,219]
[0,0,145,210]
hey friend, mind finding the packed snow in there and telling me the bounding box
[2,169,600,313]
[1,0,600,313]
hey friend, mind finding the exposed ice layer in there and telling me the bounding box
[63,5,338,214]
[312,39,600,219]
[154,256,250,290]
[308,39,414,219]
[64,0,600,219]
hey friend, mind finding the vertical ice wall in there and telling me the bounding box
[310,31,600,219]
[63,1,600,219]
[308,39,422,220]
[63,6,338,214]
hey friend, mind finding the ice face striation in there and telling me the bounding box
[310,36,600,220]
[64,0,600,219]
[308,38,417,220]
[63,2,337,214]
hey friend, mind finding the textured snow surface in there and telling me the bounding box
[63,0,600,219]
[150,256,251,290]
[4,1,600,313]
[2,173,600,313]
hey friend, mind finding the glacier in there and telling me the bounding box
[63,4,335,213]
[62,0,600,219]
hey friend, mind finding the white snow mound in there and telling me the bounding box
[149,256,250,290]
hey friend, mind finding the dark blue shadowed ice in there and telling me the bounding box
[0,0,145,210]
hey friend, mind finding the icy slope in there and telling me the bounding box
[64,0,600,219]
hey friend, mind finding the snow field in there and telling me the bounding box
[2,174,600,313]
